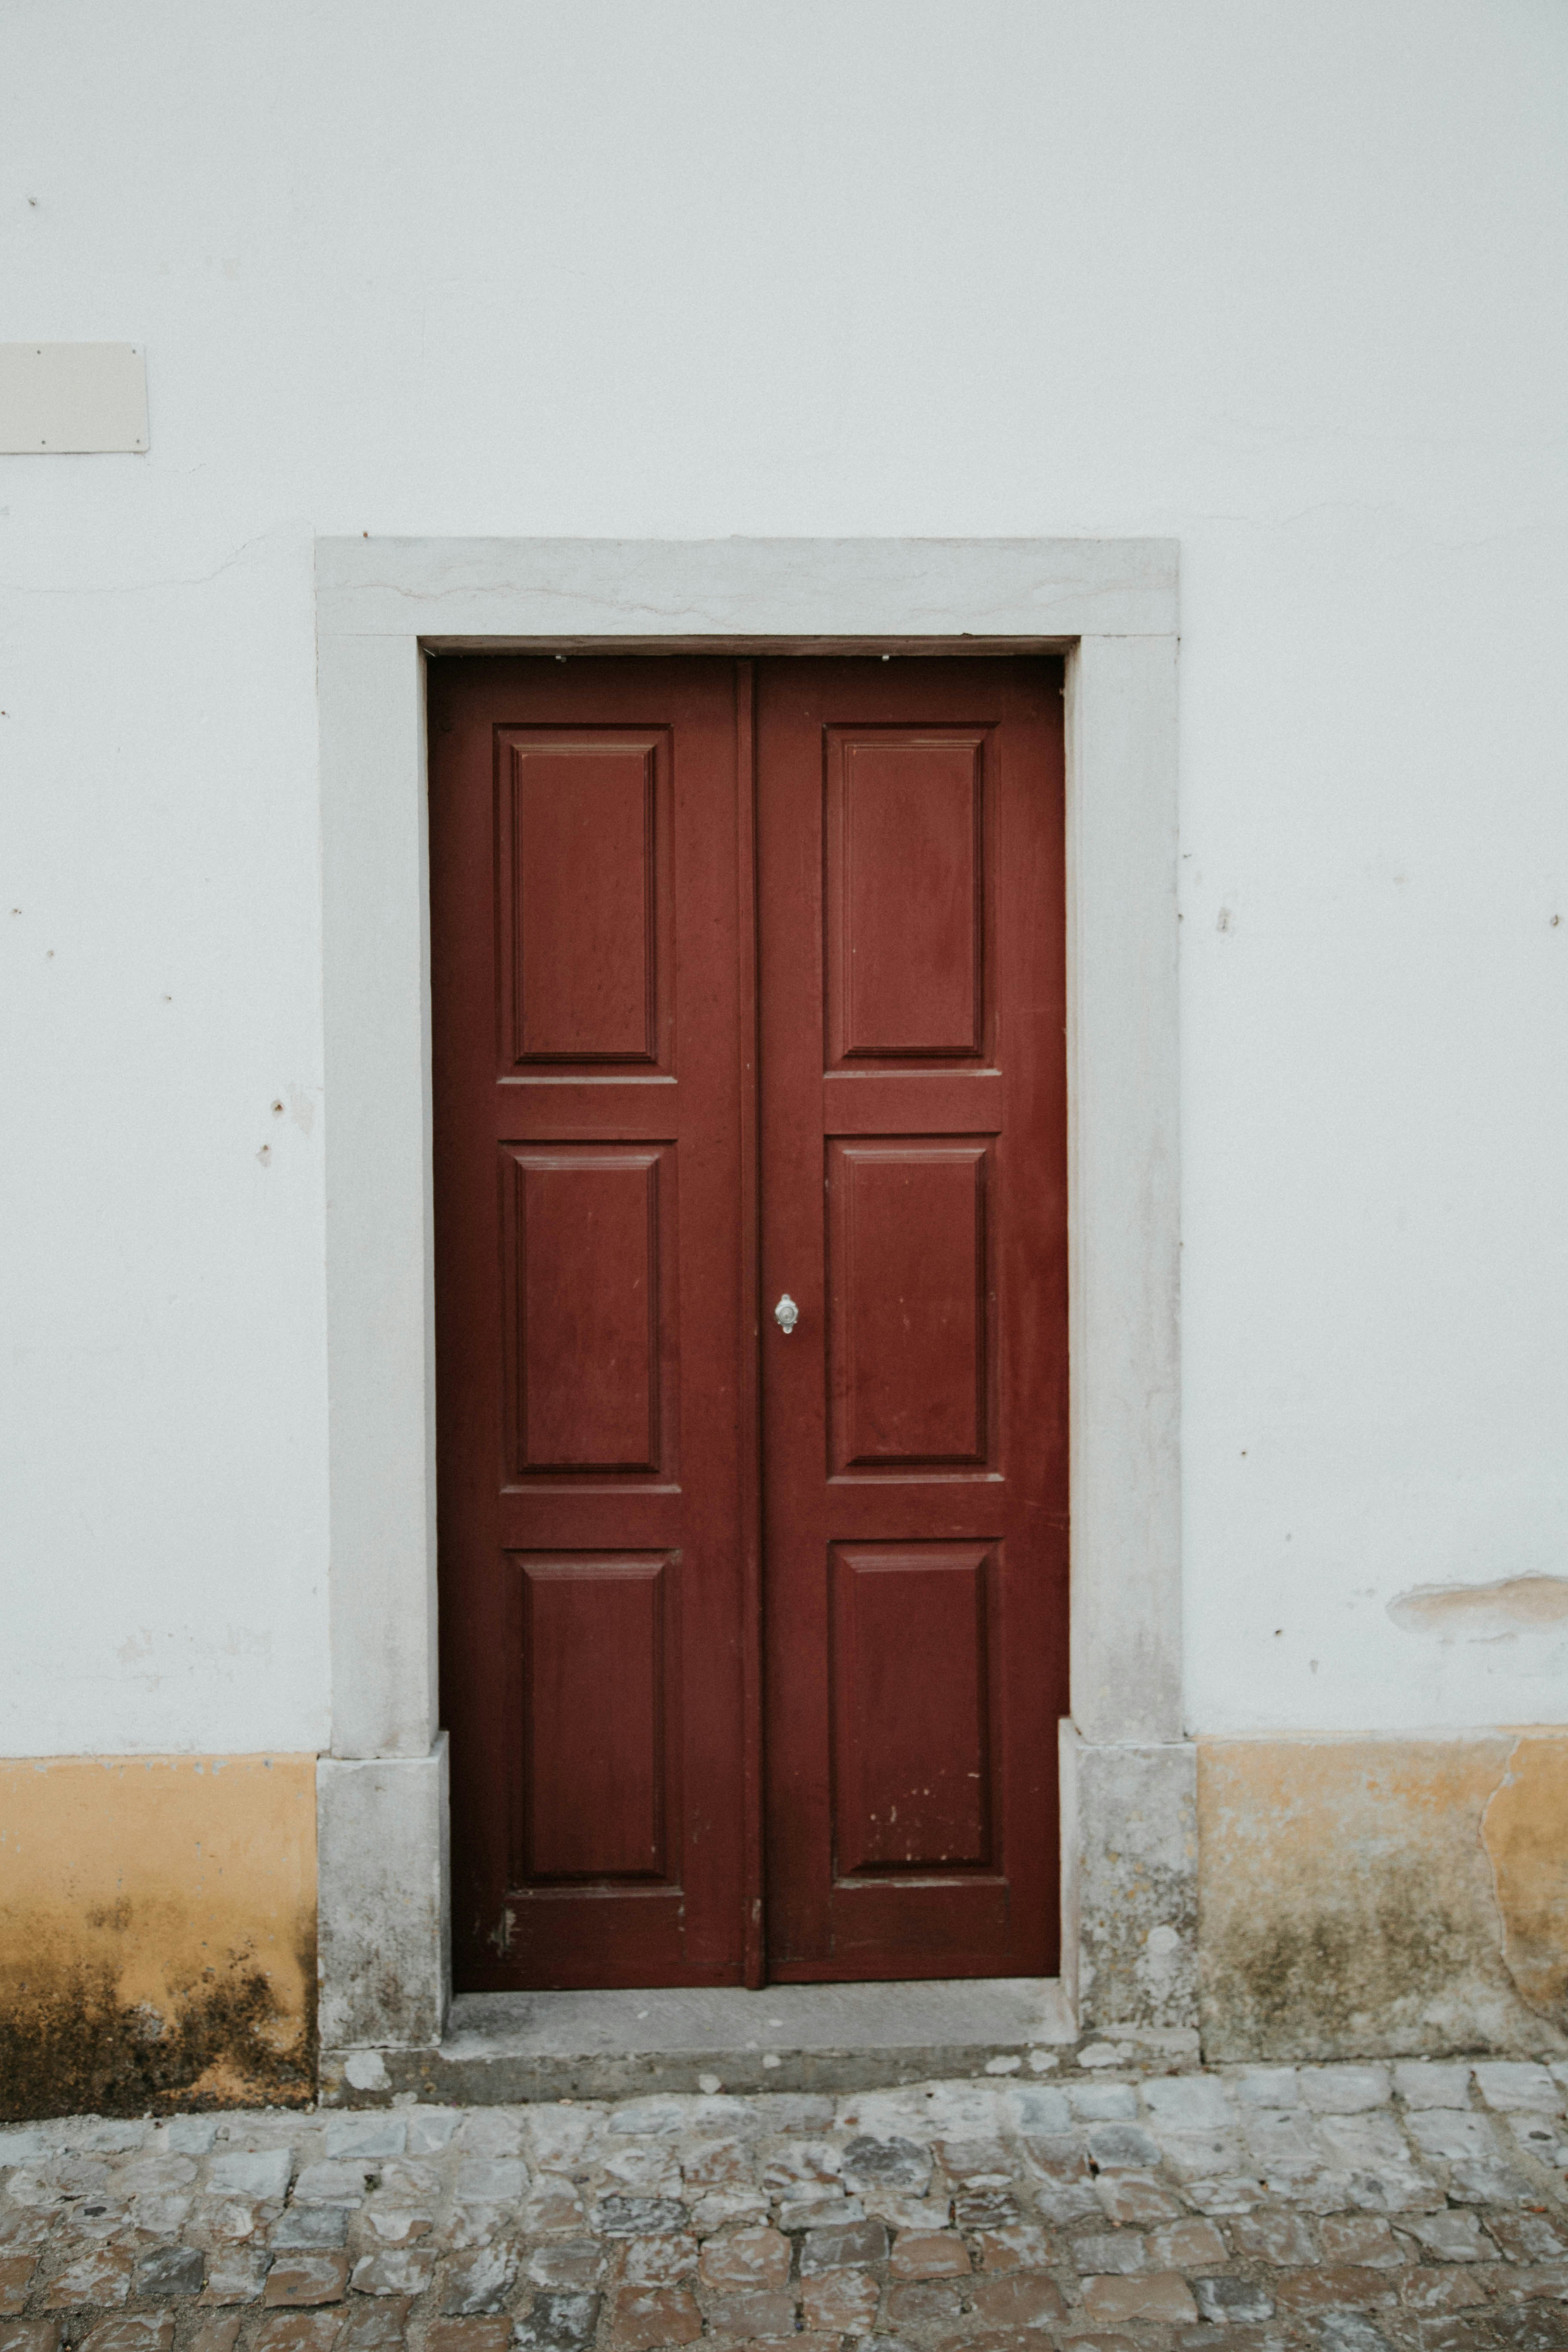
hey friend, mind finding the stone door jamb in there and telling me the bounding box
[312,536,1187,2062]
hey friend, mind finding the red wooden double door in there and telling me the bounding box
[430,656,1067,1991]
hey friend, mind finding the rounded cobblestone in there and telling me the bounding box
[3,2052,1568,2352]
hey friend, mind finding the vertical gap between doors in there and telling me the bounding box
[735,658,767,1988]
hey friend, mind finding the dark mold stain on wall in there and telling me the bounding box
[0,1922,317,2121]
[0,1753,319,2122]
[1198,1734,1568,2063]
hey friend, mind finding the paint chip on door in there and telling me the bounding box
[0,344,148,451]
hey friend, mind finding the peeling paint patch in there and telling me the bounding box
[1388,1574,1568,1637]
[0,1754,317,2120]
[1197,1735,1568,2064]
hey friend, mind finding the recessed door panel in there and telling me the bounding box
[502,1144,674,1479]
[830,1543,995,1875]
[826,728,989,1065]
[513,1552,678,1883]
[828,1139,990,1473]
[499,732,669,1067]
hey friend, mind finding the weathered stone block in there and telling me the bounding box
[888,2231,968,2278]
[799,2218,887,2272]
[679,2138,751,2192]
[1393,2064,1472,2109]
[0,2258,37,2318]
[621,2239,695,2287]
[519,2180,585,2235]
[187,2199,263,2251]
[885,2280,962,2330]
[1087,2123,1162,2170]
[1150,2220,1228,2268]
[349,2248,435,2295]
[594,2198,686,2239]
[840,2135,931,2193]
[1271,2266,1397,2312]
[1311,2319,1397,2352]
[1143,2076,1235,2129]
[1301,2067,1392,2113]
[609,2286,701,2350]
[440,2246,517,2315]
[423,2325,510,2352]
[252,2317,340,2352]
[1070,2082,1138,2121]
[1401,2213,1495,2264]
[335,2302,412,2352]
[132,2248,204,2300]
[1061,1726,1197,2032]
[1234,2067,1299,2107]
[0,2327,61,2352]
[701,2289,795,2335]
[1406,2110,1498,2161]
[270,2209,346,2251]
[43,2245,131,2308]
[1096,2171,1183,2224]
[1317,2217,1403,2268]
[79,2325,174,2352]
[1399,2268,1488,2312]
[511,2291,600,2350]
[1193,2278,1276,2322]
[976,2223,1054,2270]
[1474,2063,1562,2113]
[776,2193,842,2231]
[526,2244,605,2292]
[317,1740,449,2052]
[955,2188,1022,2230]
[187,2320,242,2352]
[199,2249,270,2305]
[799,2269,879,2332]
[697,2227,788,2292]
[970,2272,1068,2327]
[261,2255,348,2308]
[292,2163,370,2208]
[1073,2233,1147,2275]
[1487,2217,1568,2264]
[208,2153,291,2202]
[1081,2270,1200,2324]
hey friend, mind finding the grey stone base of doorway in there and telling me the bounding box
[320,1977,1199,2106]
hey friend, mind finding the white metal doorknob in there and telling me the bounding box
[774,1293,799,1334]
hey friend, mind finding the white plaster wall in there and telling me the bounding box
[2,0,1565,1751]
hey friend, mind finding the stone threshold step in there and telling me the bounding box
[321,1975,1145,2106]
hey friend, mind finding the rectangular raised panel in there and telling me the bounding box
[827,1139,990,1470]
[826,728,988,1064]
[831,1543,993,1874]
[503,1145,671,1475]
[501,732,661,1064]
[515,1553,675,1881]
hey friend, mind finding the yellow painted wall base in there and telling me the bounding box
[0,1755,316,2120]
[1198,1732,1568,2062]
[6,1734,1567,2110]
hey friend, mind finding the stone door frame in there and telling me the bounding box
[313,536,1188,2062]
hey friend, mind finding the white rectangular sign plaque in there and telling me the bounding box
[0,343,148,452]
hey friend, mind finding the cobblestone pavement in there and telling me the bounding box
[5,2058,1568,2352]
